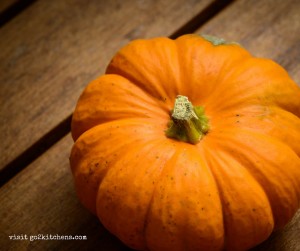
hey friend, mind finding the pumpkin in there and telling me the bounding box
[70,34,300,251]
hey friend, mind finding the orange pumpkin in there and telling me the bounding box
[70,34,300,251]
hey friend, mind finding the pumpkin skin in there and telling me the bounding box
[70,34,300,251]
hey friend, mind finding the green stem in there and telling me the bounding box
[165,95,209,144]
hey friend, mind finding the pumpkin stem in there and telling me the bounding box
[165,95,209,144]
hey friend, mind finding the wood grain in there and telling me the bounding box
[0,0,214,170]
[0,134,131,250]
[0,0,37,27]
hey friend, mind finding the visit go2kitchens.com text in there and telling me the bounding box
[9,233,87,241]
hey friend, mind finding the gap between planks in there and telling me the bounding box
[0,0,235,187]
[0,0,38,27]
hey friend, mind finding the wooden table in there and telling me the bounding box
[1,0,299,250]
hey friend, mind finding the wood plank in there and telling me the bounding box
[198,0,300,85]
[0,0,215,171]
[0,134,131,250]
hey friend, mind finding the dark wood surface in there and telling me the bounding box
[0,0,19,14]
[1,0,299,250]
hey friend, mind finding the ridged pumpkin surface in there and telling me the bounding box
[70,34,300,251]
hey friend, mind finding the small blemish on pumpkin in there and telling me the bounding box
[89,167,95,175]
[252,208,256,212]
